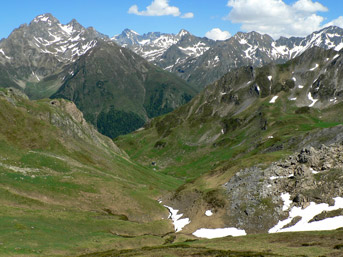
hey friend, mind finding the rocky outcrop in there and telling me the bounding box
[47,98,125,156]
[0,88,125,157]
[224,143,343,233]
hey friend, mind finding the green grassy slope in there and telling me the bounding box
[0,88,183,256]
[115,48,343,181]
[114,47,343,236]
[82,230,343,257]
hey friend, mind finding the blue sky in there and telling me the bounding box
[1,0,343,40]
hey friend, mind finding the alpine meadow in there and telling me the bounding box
[2,1,343,256]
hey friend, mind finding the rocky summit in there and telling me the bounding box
[0,13,106,96]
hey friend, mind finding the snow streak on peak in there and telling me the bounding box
[112,28,211,66]
[177,29,190,38]
[15,15,103,63]
[34,14,50,23]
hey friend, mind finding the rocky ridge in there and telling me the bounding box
[115,26,343,90]
[112,29,214,78]
[225,143,343,233]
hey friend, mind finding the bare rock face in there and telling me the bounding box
[47,98,125,156]
[224,143,343,233]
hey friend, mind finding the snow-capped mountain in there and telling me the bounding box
[112,29,180,62]
[0,13,108,91]
[0,13,196,138]
[0,13,107,64]
[114,26,343,90]
[112,29,214,74]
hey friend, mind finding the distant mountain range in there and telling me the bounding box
[113,26,343,90]
[2,13,343,138]
[0,14,196,138]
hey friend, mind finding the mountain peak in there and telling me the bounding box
[67,18,82,28]
[123,29,140,36]
[31,13,59,25]
[177,29,190,38]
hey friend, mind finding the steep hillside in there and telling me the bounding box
[0,88,183,256]
[115,47,343,237]
[51,40,196,138]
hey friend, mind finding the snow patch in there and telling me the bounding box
[32,71,40,81]
[269,197,343,233]
[34,15,49,22]
[308,92,318,107]
[58,24,73,35]
[268,75,272,81]
[270,174,293,180]
[205,210,213,216]
[0,48,11,59]
[330,97,337,103]
[239,38,247,44]
[292,77,296,82]
[193,227,246,239]
[281,193,292,211]
[298,85,304,89]
[332,54,340,60]
[164,205,190,232]
[334,42,343,51]
[256,85,260,94]
[130,29,139,35]
[179,42,210,58]
[310,167,319,174]
[290,97,297,101]
[269,96,278,103]
[309,64,319,71]
[139,39,150,45]
[163,64,174,71]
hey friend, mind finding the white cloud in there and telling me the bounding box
[292,0,327,13]
[205,28,231,41]
[181,12,194,19]
[128,0,193,19]
[225,0,332,38]
[324,16,343,28]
